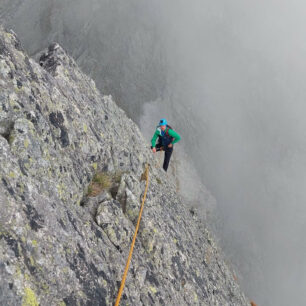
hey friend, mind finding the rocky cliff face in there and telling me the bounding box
[0,27,247,305]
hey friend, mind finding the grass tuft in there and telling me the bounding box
[87,170,126,197]
[87,172,111,197]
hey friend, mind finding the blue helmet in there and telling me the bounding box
[159,118,167,126]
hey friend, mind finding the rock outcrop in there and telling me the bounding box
[0,27,248,305]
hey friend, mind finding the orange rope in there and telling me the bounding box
[114,165,149,306]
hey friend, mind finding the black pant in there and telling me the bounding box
[153,143,173,172]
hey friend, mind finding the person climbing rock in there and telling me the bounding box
[151,118,181,172]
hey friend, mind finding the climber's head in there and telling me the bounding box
[159,118,167,131]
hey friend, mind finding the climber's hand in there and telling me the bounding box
[168,143,173,148]
[152,147,156,153]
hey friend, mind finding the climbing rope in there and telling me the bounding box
[114,164,150,306]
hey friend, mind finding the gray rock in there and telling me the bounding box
[0,26,248,305]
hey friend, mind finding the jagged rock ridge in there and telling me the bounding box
[0,27,248,305]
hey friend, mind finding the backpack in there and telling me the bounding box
[157,124,175,146]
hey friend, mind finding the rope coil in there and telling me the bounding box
[115,164,150,306]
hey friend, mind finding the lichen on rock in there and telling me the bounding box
[22,287,39,306]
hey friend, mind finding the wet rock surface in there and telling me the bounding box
[0,26,248,305]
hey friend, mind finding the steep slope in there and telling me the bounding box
[0,27,248,305]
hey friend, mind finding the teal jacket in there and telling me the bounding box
[151,126,181,148]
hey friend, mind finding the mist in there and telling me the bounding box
[2,0,306,304]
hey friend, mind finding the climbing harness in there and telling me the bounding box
[114,164,150,306]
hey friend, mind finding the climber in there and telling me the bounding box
[151,118,181,172]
